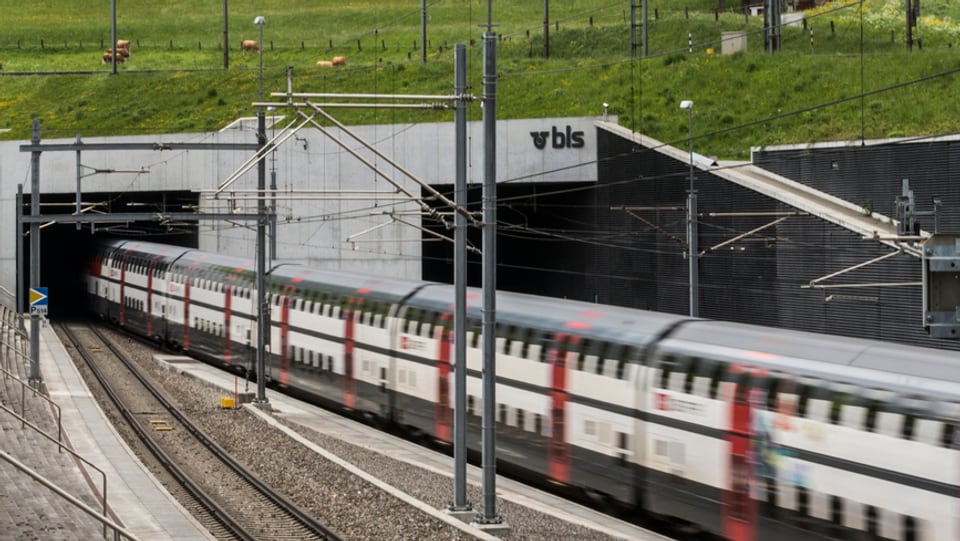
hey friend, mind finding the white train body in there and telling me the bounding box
[87,239,960,540]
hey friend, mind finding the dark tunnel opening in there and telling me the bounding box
[19,191,198,320]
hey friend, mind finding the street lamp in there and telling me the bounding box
[253,14,268,404]
[679,99,698,317]
[253,16,265,100]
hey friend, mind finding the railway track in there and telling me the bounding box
[59,322,344,541]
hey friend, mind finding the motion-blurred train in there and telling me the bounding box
[86,239,959,541]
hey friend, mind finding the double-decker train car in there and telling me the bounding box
[87,239,960,541]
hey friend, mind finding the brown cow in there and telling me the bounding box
[102,51,126,64]
[105,47,130,58]
[331,56,347,66]
[115,39,131,52]
[241,40,259,54]
[315,60,333,68]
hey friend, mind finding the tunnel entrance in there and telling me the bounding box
[421,181,597,303]
[19,190,199,320]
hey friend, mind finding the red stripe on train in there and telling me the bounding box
[119,256,127,326]
[434,313,453,442]
[279,296,290,385]
[182,277,191,350]
[223,285,232,365]
[723,370,759,541]
[146,267,153,337]
[547,332,575,484]
[343,303,356,409]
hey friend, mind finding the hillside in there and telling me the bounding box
[2,0,960,159]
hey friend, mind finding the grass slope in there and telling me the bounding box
[1,0,959,159]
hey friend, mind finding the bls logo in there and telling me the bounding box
[530,125,585,150]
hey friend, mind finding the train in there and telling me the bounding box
[86,238,959,541]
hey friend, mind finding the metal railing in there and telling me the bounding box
[0,301,122,540]
[0,449,139,541]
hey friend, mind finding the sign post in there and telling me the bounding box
[29,287,48,318]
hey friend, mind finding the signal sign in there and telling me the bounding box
[29,287,48,317]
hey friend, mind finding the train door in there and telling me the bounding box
[723,364,765,541]
[385,303,405,424]
[153,263,171,345]
[629,346,649,509]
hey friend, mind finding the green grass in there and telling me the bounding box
[1,0,960,159]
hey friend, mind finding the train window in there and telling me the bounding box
[498,403,507,424]
[421,311,438,337]
[708,363,724,398]
[899,395,929,440]
[863,391,890,432]
[380,305,392,329]
[796,380,815,417]
[581,354,598,374]
[902,413,916,440]
[829,392,850,424]
[942,422,956,448]
[684,357,700,393]
[517,409,525,431]
[796,486,809,516]
[830,495,842,527]
[601,358,618,379]
[762,376,780,410]
[404,309,418,334]
[570,338,596,371]
[498,324,511,354]
[518,328,534,359]
[534,413,543,435]
[616,348,636,380]
[865,505,879,535]
[904,516,918,541]
[537,339,549,363]
[657,355,676,389]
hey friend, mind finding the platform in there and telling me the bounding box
[0,320,212,541]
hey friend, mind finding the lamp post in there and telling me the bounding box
[253,15,269,403]
[679,99,699,318]
[254,16,265,100]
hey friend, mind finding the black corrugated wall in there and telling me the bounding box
[597,129,959,352]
